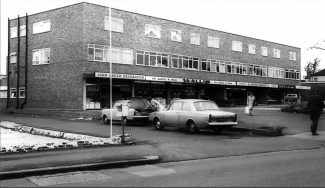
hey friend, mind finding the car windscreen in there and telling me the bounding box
[130,98,148,110]
[194,101,220,111]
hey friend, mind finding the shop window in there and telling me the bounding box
[171,29,181,42]
[208,36,219,48]
[145,24,161,39]
[105,16,123,33]
[10,52,17,64]
[33,48,50,65]
[33,20,50,34]
[190,33,200,45]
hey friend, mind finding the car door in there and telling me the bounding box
[178,101,192,128]
[163,101,182,127]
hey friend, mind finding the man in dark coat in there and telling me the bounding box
[307,90,324,136]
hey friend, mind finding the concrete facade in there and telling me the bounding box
[7,2,301,110]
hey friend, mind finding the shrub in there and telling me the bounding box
[281,101,309,114]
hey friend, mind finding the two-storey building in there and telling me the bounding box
[7,2,302,110]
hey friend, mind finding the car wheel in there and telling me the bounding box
[187,120,198,134]
[154,118,164,130]
[103,115,109,125]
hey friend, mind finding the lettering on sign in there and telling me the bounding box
[95,72,145,80]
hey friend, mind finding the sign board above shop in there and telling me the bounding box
[296,85,311,90]
[95,72,146,80]
[210,80,236,86]
[278,85,295,89]
[146,76,183,82]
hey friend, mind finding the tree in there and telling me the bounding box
[308,40,325,50]
[304,58,320,78]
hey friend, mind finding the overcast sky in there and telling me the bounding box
[1,0,325,77]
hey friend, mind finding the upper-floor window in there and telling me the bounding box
[145,24,161,39]
[10,52,17,64]
[207,36,219,48]
[261,46,268,56]
[190,33,200,45]
[289,52,296,61]
[88,44,133,65]
[273,49,281,58]
[232,41,242,52]
[33,20,50,34]
[10,88,16,98]
[10,25,26,38]
[248,44,256,54]
[171,54,199,70]
[136,50,168,68]
[105,16,123,33]
[171,29,182,42]
[32,48,50,65]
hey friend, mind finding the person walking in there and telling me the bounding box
[307,90,324,136]
[247,92,255,116]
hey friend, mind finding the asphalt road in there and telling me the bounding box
[2,148,325,187]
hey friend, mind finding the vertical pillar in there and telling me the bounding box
[7,18,10,109]
[16,15,20,109]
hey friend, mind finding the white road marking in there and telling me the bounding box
[120,165,176,177]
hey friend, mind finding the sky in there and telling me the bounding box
[1,0,325,77]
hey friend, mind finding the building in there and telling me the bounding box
[6,2,303,110]
[0,75,8,109]
[300,69,325,100]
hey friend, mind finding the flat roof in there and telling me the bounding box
[9,1,300,50]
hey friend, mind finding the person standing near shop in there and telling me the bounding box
[307,90,324,136]
[247,92,256,116]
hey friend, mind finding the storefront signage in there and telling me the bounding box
[146,76,183,83]
[95,72,146,80]
[237,82,249,86]
[210,80,236,86]
[267,84,278,88]
[296,85,311,90]
[183,78,209,84]
[278,85,295,89]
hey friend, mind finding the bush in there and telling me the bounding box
[281,101,310,114]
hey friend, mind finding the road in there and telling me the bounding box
[2,148,325,187]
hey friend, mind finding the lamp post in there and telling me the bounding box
[109,6,113,138]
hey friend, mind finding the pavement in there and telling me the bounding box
[0,105,324,180]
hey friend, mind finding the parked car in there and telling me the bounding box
[101,97,164,126]
[149,99,238,134]
[284,94,298,102]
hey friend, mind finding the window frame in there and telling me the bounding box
[232,41,242,52]
[273,49,281,58]
[171,29,182,42]
[261,46,268,56]
[136,50,169,68]
[248,44,256,54]
[289,52,296,61]
[207,36,219,48]
[145,24,161,39]
[104,16,124,33]
[190,33,200,45]
[10,52,17,64]
[32,48,50,65]
[33,20,51,34]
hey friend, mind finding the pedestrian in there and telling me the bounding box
[247,92,255,116]
[143,97,159,112]
[307,90,324,136]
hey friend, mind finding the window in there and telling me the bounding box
[145,24,161,39]
[170,101,182,110]
[207,36,219,48]
[217,61,226,73]
[33,20,50,34]
[262,66,267,77]
[261,46,267,56]
[171,29,181,42]
[248,44,256,54]
[10,52,17,64]
[19,87,25,98]
[289,52,296,61]
[226,62,232,73]
[105,16,123,33]
[32,48,50,65]
[182,102,191,111]
[88,44,133,65]
[190,33,200,45]
[20,25,26,36]
[0,89,6,98]
[10,27,17,38]
[201,59,210,71]
[171,54,198,70]
[232,41,242,52]
[202,59,220,72]
[10,88,17,98]
[136,50,168,68]
[295,71,300,80]
[273,49,281,58]
[268,67,274,78]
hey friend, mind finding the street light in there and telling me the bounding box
[109,6,113,138]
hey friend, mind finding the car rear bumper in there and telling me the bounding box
[208,122,238,126]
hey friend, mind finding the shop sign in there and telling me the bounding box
[296,85,311,90]
[237,82,249,86]
[267,84,278,88]
[146,76,183,83]
[183,78,209,84]
[95,72,146,80]
[210,80,236,86]
[278,85,295,89]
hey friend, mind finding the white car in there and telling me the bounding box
[101,97,164,126]
[149,99,237,134]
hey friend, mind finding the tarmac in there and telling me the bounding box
[0,105,324,180]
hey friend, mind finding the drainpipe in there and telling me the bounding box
[21,13,28,109]
[7,18,10,109]
[16,15,20,109]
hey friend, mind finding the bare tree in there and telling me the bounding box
[304,58,320,78]
[308,40,325,50]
